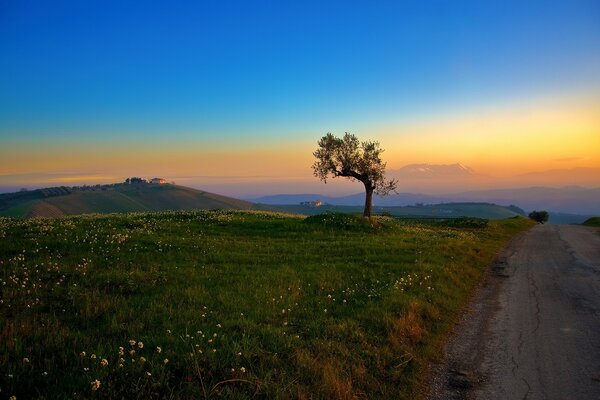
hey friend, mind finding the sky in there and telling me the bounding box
[1,0,599,196]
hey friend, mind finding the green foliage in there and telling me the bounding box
[583,217,600,227]
[303,212,380,231]
[528,210,549,224]
[312,133,397,217]
[0,210,533,399]
[435,217,489,229]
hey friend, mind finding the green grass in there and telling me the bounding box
[0,184,253,218]
[583,216,600,227]
[41,185,253,216]
[255,203,521,219]
[0,211,533,399]
[0,199,38,217]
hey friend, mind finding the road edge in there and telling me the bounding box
[423,228,531,399]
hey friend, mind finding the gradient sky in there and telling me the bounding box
[1,0,599,195]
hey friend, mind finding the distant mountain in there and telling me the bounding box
[388,163,476,178]
[446,187,600,215]
[0,183,253,218]
[6,180,597,219]
[340,192,442,206]
[383,163,491,192]
[248,194,331,205]
[252,186,600,215]
[251,192,440,206]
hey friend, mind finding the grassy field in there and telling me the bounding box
[583,216,600,227]
[256,203,522,219]
[1,183,525,221]
[0,211,533,399]
[0,184,253,218]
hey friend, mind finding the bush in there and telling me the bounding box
[303,212,377,231]
[528,210,549,224]
[583,217,600,227]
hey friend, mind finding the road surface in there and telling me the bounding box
[428,224,600,400]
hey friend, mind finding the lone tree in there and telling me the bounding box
[528,210,549,224]
[312,132,397,218]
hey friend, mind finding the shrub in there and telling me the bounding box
[303,212,377,231]
[583,217,600,227]
[528,210,549,224]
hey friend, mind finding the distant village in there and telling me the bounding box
[299,200,324,207]
[5,177,172,203]
[125,177,168,185]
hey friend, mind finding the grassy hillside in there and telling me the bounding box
[583,217,600,227]
[256,202,522,219]
[0,184,253,218]
[0,211,533,399]
[547,212,594,225]
[0,183,521,221]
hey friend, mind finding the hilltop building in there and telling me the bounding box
[124,177,167,184]
[300,200,323,207]
[125,177,148,184]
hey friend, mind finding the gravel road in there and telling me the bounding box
[428,224,600,400]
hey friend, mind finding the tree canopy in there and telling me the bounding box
[312,133,397,217]
[528,210,549,224]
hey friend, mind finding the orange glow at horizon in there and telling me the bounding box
[380,96,600,177]
[1,94,599,189]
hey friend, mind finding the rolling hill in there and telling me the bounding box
[0,183,253,218]
[250,192,441,206]
[254,202,524,219]
[447,186,600,215]
[0,182,549,221]
[251,186,600,216]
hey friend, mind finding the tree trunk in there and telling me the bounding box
[363,185,374,218]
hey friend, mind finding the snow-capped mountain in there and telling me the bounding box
[388,163,476,178]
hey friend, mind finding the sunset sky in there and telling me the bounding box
[1,1,599,196]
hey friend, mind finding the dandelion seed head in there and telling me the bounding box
[90,379,101,391]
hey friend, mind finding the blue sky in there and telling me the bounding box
[1,0,598,140]
[0,1,599,194]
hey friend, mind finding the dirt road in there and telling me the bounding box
[428,224,600,400]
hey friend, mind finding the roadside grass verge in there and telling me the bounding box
[583,216,600,227]
[0,211,533,399]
